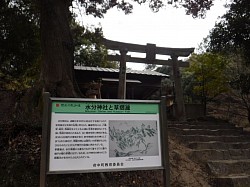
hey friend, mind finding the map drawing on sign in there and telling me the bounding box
[109,120,159,157]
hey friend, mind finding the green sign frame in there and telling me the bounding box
[40,93,170,187]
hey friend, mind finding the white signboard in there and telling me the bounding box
[48,101,163,173]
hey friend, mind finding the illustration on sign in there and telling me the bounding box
[109,120,159,157]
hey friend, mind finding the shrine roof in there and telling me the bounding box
[74,66,169,77]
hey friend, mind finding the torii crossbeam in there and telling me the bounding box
[102,38,194,121]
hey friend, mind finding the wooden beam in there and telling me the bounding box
[103,38,194,57]
[146,43,156,63]
[118,50,127,99]
[107,55,189,67]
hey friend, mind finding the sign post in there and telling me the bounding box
[161,96,171,186]
[40,93,170,186]
[40,92,50,187]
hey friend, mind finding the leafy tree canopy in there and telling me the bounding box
[0,0,118,90]
[75,0,214,18]
[72,21,118,68]
[0,0,40,90]
[207,0,250,64]
[185,53,230,101]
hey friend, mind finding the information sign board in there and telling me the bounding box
[48,100,163,173]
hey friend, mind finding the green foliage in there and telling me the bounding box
[231,73,250,123]
[154,65,173,97]
[182,0,213,18]
[207,0,250,64]
[0,0,41,90]
[72,21,118,68]
[230,72,250,95]
[184,53,230,102]
[226,54,250,122]
[203,0,250,122]
[76,0,214,18]
[182,70,202,103]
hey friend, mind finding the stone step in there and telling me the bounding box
[168,124,238,130]
[169,127,243,136]
[178,135,250,143]
[207,159,250,176]
[170,118,250,187]
[189,120,232,126]
[189,149,250,162]
[212,174,250,187]
[188,141,250,150]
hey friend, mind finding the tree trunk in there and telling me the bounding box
[40,0,78,97]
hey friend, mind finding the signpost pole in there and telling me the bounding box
[40,92,50,187]
[160,96,170,187]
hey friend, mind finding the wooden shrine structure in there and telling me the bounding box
[102,38,194,121]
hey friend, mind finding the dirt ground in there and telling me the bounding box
[168,135,211,187]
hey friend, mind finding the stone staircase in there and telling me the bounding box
[168,118,250,187]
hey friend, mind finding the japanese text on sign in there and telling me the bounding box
[53,119,108,160]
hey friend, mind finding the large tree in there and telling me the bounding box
[40,0,215,97]
[207,0,250,64]
[205,0,250,123]
[1,0,114,91]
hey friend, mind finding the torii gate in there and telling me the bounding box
[102,38,194,121]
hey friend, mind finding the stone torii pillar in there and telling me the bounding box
[171,54,186,121]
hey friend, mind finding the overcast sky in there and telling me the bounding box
[77,0,228,70]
